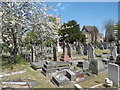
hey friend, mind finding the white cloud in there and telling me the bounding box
[57,3,61,7]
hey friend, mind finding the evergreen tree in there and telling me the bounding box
[59,20,86,44]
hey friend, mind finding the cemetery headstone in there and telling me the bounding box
[96,42,104,50]
[76,42,81,55]
[83,43,87,55]
[115,55,120,66]
[108,63,119,87]
[102,42,108,49]
[88,43,95,61]
[60,41,72,62]
[116,40,120,54]
[112,46,118,61]
[67,43,71,57]
[89,59,105,74]
[53,46,57,61]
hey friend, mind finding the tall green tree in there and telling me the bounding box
[58,20,86,44]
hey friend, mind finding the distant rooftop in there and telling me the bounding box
[82,26,99,33]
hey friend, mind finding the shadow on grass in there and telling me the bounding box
[95,81,100,84]
[103,84,110,88]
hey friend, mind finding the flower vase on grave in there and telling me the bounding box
[60,41,72,62]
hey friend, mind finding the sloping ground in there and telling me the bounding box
[2,64,56,88]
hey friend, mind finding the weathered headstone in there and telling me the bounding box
[112,46,118,61]
[89,59,105,74]
[88,43,95,61]
[115,55,120,66]
[108,63,119,87]
[83,43,87,55]
[96,43,104,50]
[116,40,120,54]
[102,42,108,49]
[77,43,81,55]
[53,46,57,61]
[67,43,71,58]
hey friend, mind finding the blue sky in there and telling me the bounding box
[48,2,118,36]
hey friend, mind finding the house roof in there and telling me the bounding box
[82,26,99,33]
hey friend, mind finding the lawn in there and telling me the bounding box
[1,48,111,88]
[95,49,110,55]
[78,73,108,88]
[72,55,88,60]
[2,64,56,88]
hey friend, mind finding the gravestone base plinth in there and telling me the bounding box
[60,53,72,62]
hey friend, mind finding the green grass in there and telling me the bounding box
[63,74,108,88]
[95,49,110,55]
[2,55,56,88]
[78,73,108,88]
[2,64,56,88]
[71,50,77,55]
[72,55,88,60]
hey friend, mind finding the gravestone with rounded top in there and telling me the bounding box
[108,63,119,87]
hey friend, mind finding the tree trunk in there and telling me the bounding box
[53,46,57,61]
[10,28,18,64]
[31,46,33,62]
